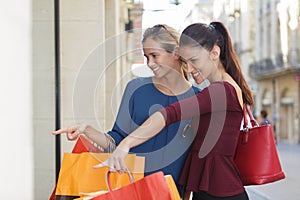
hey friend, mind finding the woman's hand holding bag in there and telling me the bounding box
[93,142,130,173]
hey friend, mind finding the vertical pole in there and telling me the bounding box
[54,0,61,182]
[298,75,300,143]
[272,78,277,142]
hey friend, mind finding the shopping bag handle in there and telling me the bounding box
[106,170,135,191]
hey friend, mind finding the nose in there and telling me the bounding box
[186,63,194,73]
[147,58,155,68]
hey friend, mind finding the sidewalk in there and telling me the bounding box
[246,142,300,200]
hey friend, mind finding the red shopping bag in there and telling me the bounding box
[49,136,103,200]
[92,171,173,200]
[76,173,180,200]
[71,135,104,153]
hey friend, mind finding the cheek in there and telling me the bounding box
[199,56,211,70]
[195,59,206,70]
[162,56,176,68]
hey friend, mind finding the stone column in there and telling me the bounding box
[270,0,278,61]
[104,0,121,130]
[255,0,261,60]
[32,0,56,198]
[288,2,299,66]
[277,1,289,65]
[60,0,105,148]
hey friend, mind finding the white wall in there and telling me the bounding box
[0,0,33,199]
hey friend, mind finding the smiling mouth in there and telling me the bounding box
[191,70,205,84]
[191,71,200,78]
[151,66,160,72]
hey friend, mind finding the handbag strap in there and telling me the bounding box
[242,105,259,144]
[243,105,259,129]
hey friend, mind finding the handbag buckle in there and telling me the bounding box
[242,126,249,144]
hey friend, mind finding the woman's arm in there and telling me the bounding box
[94,111,166,172]
[52,124,111,149]
[52,80,141,150]
[120,112,166,149]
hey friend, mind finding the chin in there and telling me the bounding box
[153,73,162,78]
[195,78,205,85]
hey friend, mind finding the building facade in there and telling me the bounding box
[249,0,300,143]
[218,0,300,144]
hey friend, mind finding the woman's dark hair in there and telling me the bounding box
[179,21,254,106]
[142,24,189,80]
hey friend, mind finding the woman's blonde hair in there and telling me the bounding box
[142,24,189,80]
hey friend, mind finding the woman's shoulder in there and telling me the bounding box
[125,77,153,90]
[127,77,152,86]
[208,81,237,91]
[123,77,160,99]
[209,81,243,109]
[203,81,238,99]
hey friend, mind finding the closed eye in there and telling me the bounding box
[190,59,197,64]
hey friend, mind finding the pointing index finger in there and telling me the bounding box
[52,128,68,135]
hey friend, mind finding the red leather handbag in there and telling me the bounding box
[234,105,285,185]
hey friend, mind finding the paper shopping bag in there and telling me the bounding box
[72,135,104,153]
[164,175,181,200]
[49,136,104,200]
[55,152,144,197]
[91,171,175,200]
[74,174,180,200]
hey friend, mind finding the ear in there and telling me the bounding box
[173,46,181,60]
[210,45,220,60]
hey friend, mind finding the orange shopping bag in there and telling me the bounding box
[55,152,144,198]
[164,175,181,200]
[91,171,179,200]
[49,136,104,200]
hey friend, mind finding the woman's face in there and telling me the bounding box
[142,38,178,78]
[179,45,212,84]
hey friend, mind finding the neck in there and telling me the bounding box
[209,61,227,83]
[153,73,191,96]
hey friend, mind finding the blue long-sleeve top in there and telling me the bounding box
[108,77,201,195]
